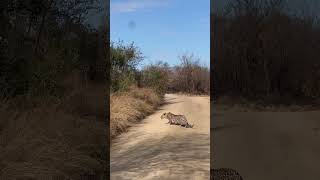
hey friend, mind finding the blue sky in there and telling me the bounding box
[111,0,210,68]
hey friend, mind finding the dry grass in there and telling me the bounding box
[172,91,210,97]
[62,84,107,119]
[110,87,162,139]
[0,83,161,179]
[0,83,107,179]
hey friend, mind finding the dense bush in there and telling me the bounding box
[110,41,143,92]
[110,46,210,95]
[0,1,108,179]
[169,54,210,94]
[141,61,171,95]
[212,0,320,102]
[0,0,105,99]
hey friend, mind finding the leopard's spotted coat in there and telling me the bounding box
[160,112,194,128]
[211,168,243,180]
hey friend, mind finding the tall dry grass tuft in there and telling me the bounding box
[127,86,162,107]
[110,87,162,139]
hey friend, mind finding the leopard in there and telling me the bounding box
[211,168,244,180]
[160,112,194,128]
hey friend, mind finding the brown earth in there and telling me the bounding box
[212,106,320,180]
[111,94,210,180]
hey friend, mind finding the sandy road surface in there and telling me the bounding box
[212,109,320,180]
[111,94,210,180]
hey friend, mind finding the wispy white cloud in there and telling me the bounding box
[111,0,171,14]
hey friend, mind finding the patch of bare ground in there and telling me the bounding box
[212,104,320,180]
[111,94,210,180]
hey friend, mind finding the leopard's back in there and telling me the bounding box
[168,114,192,127]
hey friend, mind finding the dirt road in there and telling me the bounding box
[212,108,320,180]
[111,94,210,180]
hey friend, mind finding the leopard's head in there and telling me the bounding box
[161,112,173,119]
[161,112,167,119]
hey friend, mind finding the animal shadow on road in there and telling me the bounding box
[111,133,210,179]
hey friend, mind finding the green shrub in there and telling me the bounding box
[141,61,170,95]
[110,41,143,92]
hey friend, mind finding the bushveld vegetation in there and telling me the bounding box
[0,0,210,178]
[168,54,210,94]
[0,1,107,179]
[110,41,210,95]
[110,40,159,138]
[212,0,320,105]
[110,41,210,139]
